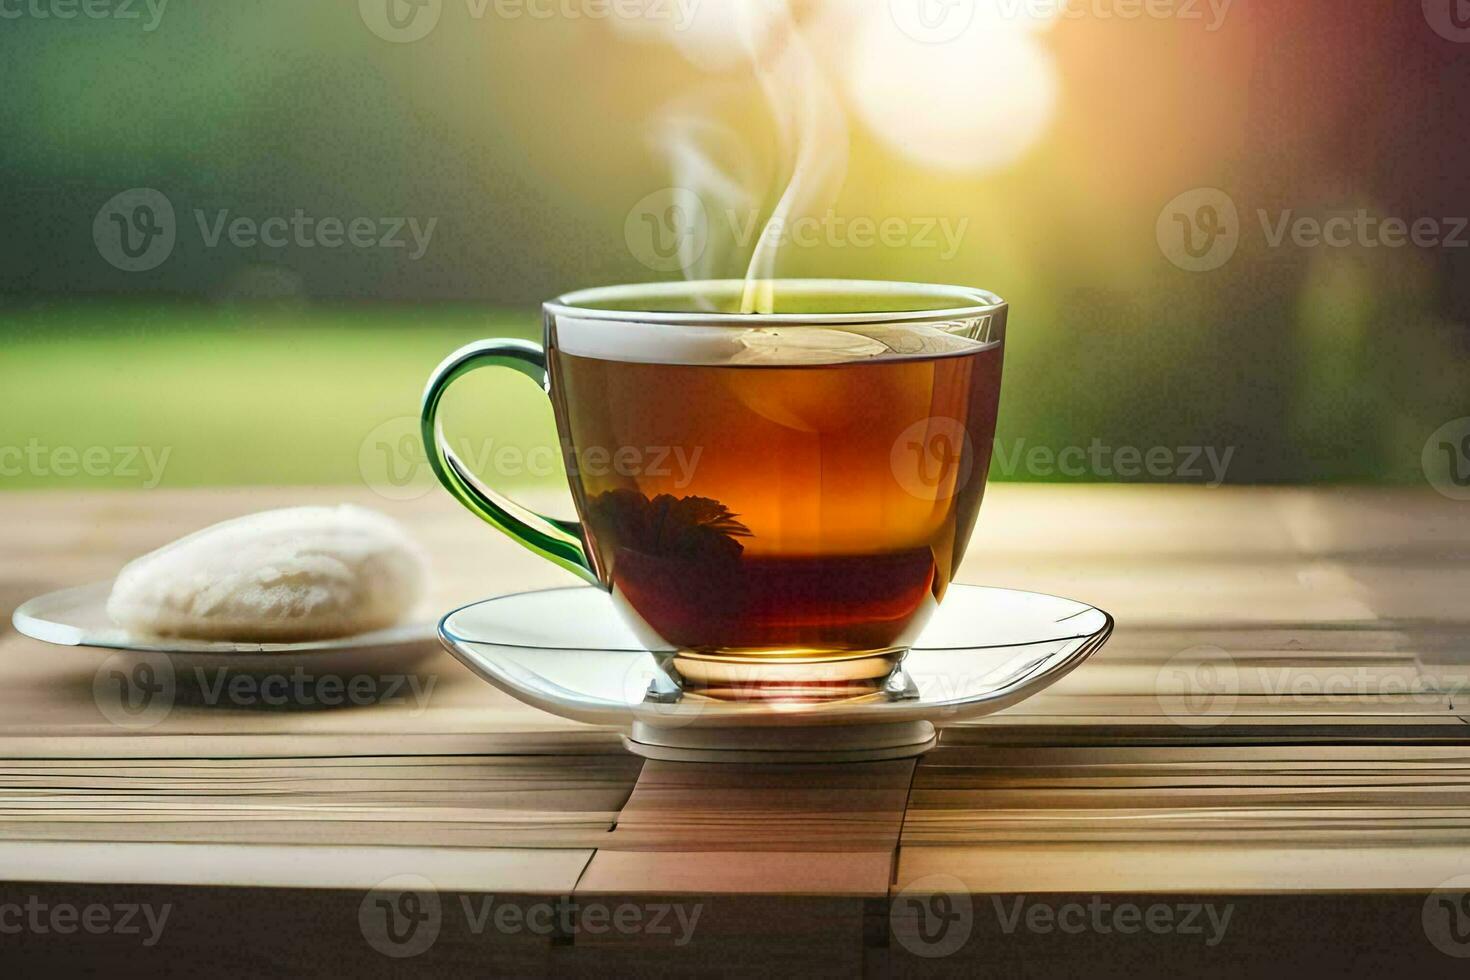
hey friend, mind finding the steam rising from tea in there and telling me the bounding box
[653,0,848,315]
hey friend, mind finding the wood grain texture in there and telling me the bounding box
[894,842,1470,893]
[0,754,642,848]
[576,760,916,896]
[1,485,1468,909]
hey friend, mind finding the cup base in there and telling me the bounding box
[669,648,905,698]
[623,719,937,764]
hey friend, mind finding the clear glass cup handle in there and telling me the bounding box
[419,339,599,586]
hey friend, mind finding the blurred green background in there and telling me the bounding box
[2,0,1467,491]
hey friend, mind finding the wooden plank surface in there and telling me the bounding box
[0,840,594,892]
[894,842,1470,893]
[577,760,915,896]
[0,487,637,890]
[1,485,1467,909]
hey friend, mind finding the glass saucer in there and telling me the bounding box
[440,584,1113,763]
[11,580,438,675]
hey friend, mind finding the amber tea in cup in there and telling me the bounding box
[422,280,1006,676]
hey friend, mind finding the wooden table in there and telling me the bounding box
[1,486,1467,976]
